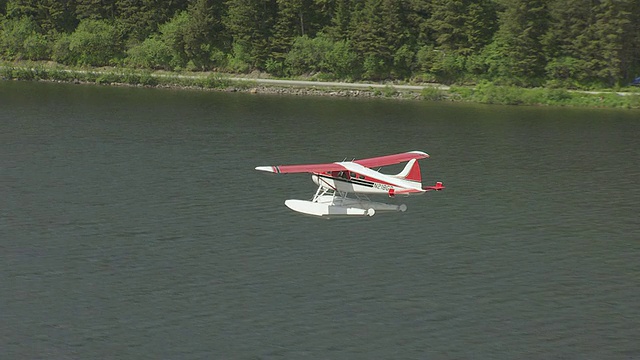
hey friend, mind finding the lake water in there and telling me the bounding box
[1,81,639,359]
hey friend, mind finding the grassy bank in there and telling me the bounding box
[2,62,639,109]
[0,62,255,90]
[448,82,640,109]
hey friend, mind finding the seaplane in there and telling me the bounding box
[255,151,444,217]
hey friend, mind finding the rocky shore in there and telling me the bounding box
[236,85,423,100]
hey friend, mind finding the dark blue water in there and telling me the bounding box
[2,81,639,358]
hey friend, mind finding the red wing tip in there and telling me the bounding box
[410,151,430,158]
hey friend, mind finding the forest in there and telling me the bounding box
[1,0,639,88]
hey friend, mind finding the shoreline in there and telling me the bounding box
[2,63,639,109]
[0,63,437,100]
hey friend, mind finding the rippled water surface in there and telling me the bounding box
[2,81,639,359]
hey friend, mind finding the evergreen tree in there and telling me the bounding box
[224,0,277,69]
[310,0,334,33]
[588,0,636,85]
[271,0,308,61]
[45,0,77,33]
[404,0,432,47]
[487,0,549,84]
[349,0,407,79]
[76,0,117,21]
[323,0,352,40]
[630,0,640,81]
[5,0,37,19]
[156,10,191,69]
[5,0,76,33]
[270,0,327,60]
[182,0,226,69]
[115,0,179,41]
[544,0,638,86]
[463,0,497,54]
[428,0,470,53]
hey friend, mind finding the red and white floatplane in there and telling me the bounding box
[255,151,444,217]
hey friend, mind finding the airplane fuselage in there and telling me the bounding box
[311,161,424,196]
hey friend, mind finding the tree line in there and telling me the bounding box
[1,0,639,88]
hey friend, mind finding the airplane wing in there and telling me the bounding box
[255,163,346,174]
[255,151,429,174]
[354,151,429,168]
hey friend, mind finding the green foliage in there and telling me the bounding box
[464,52,490,80]
[158,11,190,70]
[362,54,385,80]
[225,42,251,74]
[126,36,171,70]
[324,38,358,80]
[149,4,225,71]
[544,57,588,88]
[427,0,497,55]
[138,70,158,86]
[115,0,184,41]
[145,72,233,90]
[52,32,74,64]
[75,0,116,21]
[41,66,75,81]
[543,88,572,103]
[67,19,124,66]
[5,0,77,33]
[450,82,640,108]
[415,46,466,84]
[0,65,23,79]
[392,44,415,79]
[448,85,472,99]
[283,34,358,79]
[472,81,525,105]
[421,87,446,101]
[264,58,285,77]
[415,45,430,73]
[22,30,49,60]
[382,85,396,98]
[285,35,332,75]
[0,16,49,60]
[95,71,120,84]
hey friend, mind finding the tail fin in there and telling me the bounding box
[394,159,422,183]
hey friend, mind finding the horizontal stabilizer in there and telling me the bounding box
[424,182,445,191]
